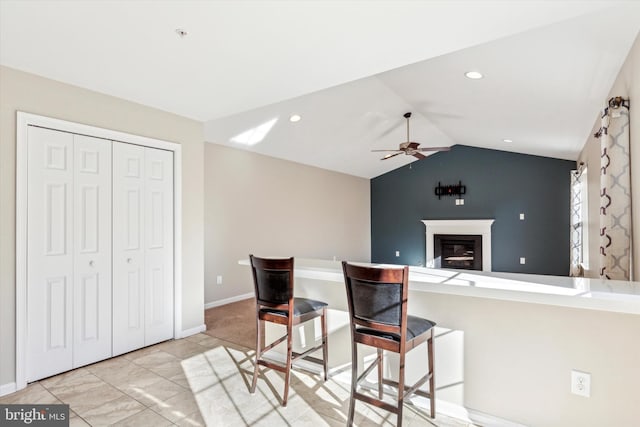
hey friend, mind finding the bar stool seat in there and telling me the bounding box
[357,315,435,342]
[260,297,328,317]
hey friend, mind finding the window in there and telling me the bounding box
[570,166,588,275]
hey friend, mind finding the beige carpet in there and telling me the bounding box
[204,297,256,349]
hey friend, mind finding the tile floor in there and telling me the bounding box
[0,333,479,426]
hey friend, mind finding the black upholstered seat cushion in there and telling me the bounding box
[356,315,435,342]
[260,297,328,317]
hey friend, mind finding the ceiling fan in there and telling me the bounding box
[372,112,450,160]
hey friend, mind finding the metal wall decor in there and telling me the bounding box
[435,181,466,199]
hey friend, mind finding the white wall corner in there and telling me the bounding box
[177,324,206,339]
[0,382,17,397]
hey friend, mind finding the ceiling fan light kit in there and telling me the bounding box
[372,112,450,161]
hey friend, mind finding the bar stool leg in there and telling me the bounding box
[377,348,384,399]
[347,340,358,426]
[251,315,261,393]
[283,322,293,406]
[428,329,436,418]
[397,352,405,427]
[321,307,328,381]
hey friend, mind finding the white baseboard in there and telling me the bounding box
[330,370,525,427]
[0,382,17,397]
[177,324,206,339]
[204,292,253,310]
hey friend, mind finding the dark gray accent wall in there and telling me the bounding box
[371,145,575,275]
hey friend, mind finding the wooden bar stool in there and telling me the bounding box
[342,261,436,426]
[248,255,329,406]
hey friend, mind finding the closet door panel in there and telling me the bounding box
[144,148,174,345]
[73,135,112,367]
[26,126,74,381]
[112,142,146,356]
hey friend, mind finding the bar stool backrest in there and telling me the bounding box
[249,255,294,308]
[342,262,409,337]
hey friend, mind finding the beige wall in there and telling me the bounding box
[445,297,640,426]
[204,143,370,304]
[0,66,205,386]
[578,32,640,279]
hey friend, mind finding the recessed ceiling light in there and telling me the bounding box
[503,139,513,143]
[289,114,301,122]
[465,71,483,79]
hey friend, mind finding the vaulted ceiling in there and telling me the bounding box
[2,1,639,178]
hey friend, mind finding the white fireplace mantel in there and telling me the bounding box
[422,219,495,271]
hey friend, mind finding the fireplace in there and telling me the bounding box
[422,219,494,271]
[434,234,482,270]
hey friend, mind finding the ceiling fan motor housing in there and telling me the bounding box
[399,141,419,152]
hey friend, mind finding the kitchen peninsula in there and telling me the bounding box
[239,258,640,426]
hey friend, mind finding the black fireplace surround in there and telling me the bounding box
[434,234,482,270]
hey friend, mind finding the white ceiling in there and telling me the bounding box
[2,1,639,178]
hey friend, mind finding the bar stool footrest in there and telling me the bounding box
[353,391,399,414]
[381,377,434,401]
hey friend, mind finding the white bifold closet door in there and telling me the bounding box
[112,142,174,356]
[26,127,112,382]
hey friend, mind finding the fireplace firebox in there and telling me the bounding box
[423,220,494,271]
[434,234,482,270]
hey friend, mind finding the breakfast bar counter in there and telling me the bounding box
[239,258,640,426]
[240,258,640,314]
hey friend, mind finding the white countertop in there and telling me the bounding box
[239,258,640,315]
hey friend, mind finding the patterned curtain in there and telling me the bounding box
[597,97,631,280]
[570,168,585,277]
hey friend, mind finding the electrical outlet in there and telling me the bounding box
[395,251,400,257]
[571,370,591,397]
[216,275,222,285]
[520,257,526,264]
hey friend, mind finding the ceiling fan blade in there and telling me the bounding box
[371,149,404,152]
[381,152,404,160]
[412,153,427,160]
[417,146,451,152]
